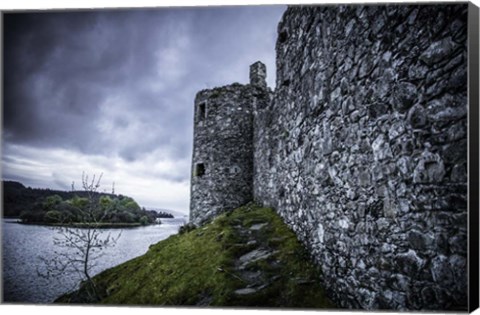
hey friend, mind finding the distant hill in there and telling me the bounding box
[146,207,187,218]
[1,181,173,223]
[2,181,98,218]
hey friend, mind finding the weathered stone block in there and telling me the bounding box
[391,82,417,112]
[413,151,446,183]
[193,3,469,311]
[372,134,393,161]
[407,230,434,251]
[394,250,425,275]
[431,255,454,285]
[419,37,456,65]
[407,104,427,128]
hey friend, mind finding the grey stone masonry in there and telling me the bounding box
[190,63,270,226]
[254,4,469,311]
[190,3,471,311]
[250,61,267,89]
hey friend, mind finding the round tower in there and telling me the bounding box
[190,63,268,225]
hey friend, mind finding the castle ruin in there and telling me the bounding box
[190,62,271,224]
[190,3,474,311]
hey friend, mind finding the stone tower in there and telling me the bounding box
[189,62,269,225]
[250,61,267,89]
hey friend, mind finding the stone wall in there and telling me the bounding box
[253,4,468,310]
[190,64,270,225]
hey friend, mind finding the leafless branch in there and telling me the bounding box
[38,172,120,301]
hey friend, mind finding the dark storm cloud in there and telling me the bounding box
[3,6,285,165]
[4,10,165,153]
[2,5,285,210]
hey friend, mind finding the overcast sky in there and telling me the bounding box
[2,5,286,214]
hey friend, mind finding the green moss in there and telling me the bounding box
[57,203,336,309]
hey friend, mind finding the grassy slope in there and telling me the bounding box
[58,203,335,308]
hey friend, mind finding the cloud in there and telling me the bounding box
[2,143,191,211]
[2,5,286,214]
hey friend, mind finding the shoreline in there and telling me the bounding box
[3,218,162,229]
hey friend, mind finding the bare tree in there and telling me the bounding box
[39,172,121,301]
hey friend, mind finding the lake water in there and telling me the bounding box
[2,217,186,304]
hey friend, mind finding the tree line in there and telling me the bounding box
[3,181,173,226]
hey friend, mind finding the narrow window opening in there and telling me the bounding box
[195,163,205,177]
[198,103,206,122]
[278,30,288,43]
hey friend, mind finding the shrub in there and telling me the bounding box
[44,210,63,223]
[139,216,149,226]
